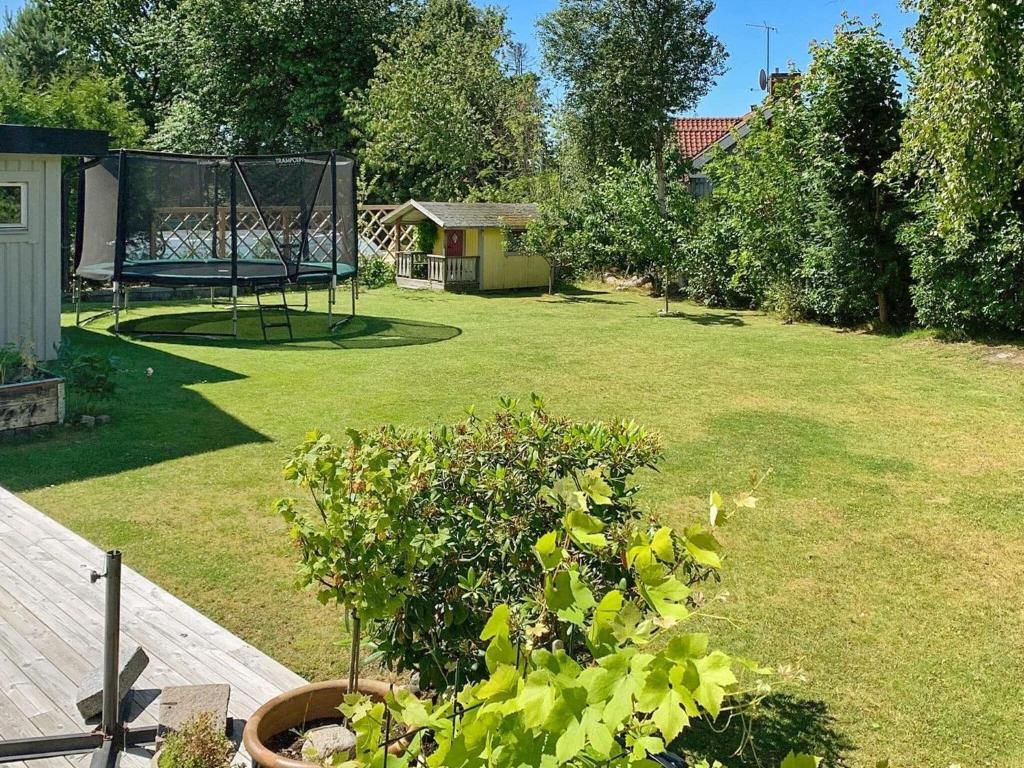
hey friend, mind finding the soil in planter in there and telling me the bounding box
[265,717,347,761]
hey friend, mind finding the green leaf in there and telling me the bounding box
[650,526,675,562]
[581,707,616,758]
[564,509,608,549]
[484,633,517,673]
[683,525,722,568]
[481,604,510,641]
[475,664,520,702]
[555,716,586,762]
[652,687,690,742]
[666,633,708,662]
[780,753,822,768]
[688,652,738,718]
[534,531,564,570]
[637,566,690,621]
[578,468,613,505]
[544,569,596,627]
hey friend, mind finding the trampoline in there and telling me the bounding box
[74,149,358,338]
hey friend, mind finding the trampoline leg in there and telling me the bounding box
[328,275,336,328]
[75,277,82,327]
[112,281,120,336]
[350,277,356,317]
[231,285,238,337]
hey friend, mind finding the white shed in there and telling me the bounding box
[0,125,108,359]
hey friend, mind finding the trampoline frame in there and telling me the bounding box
[74,148,359,339]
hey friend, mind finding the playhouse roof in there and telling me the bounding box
[383,201,540,229]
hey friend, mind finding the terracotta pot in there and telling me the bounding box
[243,679,407,768]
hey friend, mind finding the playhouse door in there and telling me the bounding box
[445,229,465,258]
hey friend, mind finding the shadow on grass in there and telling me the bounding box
[677,693,854,767]
[114,311,461,351]
[0,327,270,492]
[657,310,747,326]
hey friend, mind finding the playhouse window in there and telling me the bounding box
[504,228,528,254]
[0,183,27,228]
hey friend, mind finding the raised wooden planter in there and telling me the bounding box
[0,376,65,434]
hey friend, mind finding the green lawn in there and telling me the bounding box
[2,285,1022,767]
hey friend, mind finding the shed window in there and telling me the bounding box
[0,183,27,228]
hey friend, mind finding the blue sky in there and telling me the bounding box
[1,0,913,116]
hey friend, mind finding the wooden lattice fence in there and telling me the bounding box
[359,205,415,263]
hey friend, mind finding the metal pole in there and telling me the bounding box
[99,551,121,739]
[231,285,238,337]
[112,281,120,335]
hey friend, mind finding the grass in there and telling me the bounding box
[2,284,1023,767]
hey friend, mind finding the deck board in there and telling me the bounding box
[0,486,306,768]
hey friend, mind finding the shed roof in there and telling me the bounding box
[0,124,109,156]
[383,200,540,228]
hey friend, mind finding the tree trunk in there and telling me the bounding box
[348,611,361,692]
[654,136,670,315]
[877,291,890,327]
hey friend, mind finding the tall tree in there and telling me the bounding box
[0,0,85,83]
[48,0,179,129]
[802,17,906,326]
[893,0,1024,333]
[697,84,813,313]
[353,0,545,202]
[539,0,725,310]
[152,0,394,154]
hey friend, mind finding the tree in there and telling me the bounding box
[695,85,812,314]
[0,0,86,83]
[539,0,726,311]
[48,0,179,129]
[353,0,545,202]
[801,17,907,326]
[0,70,145,147]
[892,0,1024,333]
[151,0,394,154]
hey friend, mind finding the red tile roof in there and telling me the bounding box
[673,117,745,159]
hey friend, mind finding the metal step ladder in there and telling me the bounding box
[254,283,294,341]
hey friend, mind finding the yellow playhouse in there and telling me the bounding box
[382,201,548,291]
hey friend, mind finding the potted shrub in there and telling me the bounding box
[0,343,65,434]
[243,430,442,768]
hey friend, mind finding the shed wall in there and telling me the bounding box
[0,154,62,359]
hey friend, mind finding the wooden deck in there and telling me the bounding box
[0,485,305,768]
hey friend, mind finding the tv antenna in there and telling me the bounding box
[746,21,777,89]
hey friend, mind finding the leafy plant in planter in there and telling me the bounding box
[157,711,233,768]
[278,429,446,689]
[0,342,42,385]
[333,478,798,768]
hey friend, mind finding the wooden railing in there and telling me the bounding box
[396,252,478,288]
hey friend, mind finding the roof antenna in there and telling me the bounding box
[746,21,778,90]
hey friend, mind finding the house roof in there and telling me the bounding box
[689,107,772,172]
[672,117,745,160]
[0,124,109,156]
[382,201,540,229]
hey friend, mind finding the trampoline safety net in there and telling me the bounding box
[76,150,357,288]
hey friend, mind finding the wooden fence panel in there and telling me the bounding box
[358,205,416,263]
